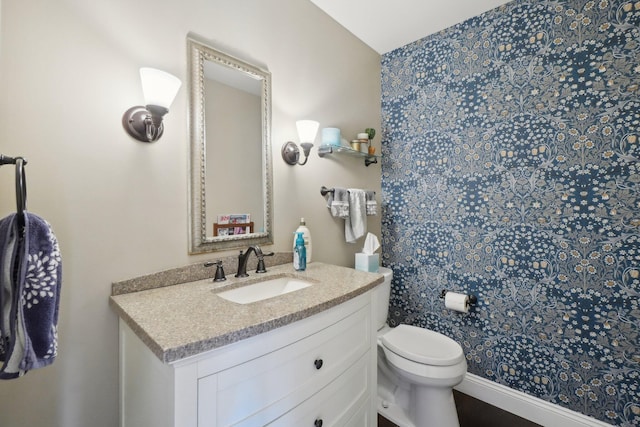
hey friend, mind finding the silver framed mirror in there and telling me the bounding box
[188,34,273,254]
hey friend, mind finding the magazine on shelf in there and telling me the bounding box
[216,213,251,224]
[216,227,249,236]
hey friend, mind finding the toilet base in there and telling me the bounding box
[377,387,460,427]
[378,395,415,427]
[411,384,460,427]
[378,361,461,427]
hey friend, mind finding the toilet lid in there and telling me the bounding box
[381,324,465,366]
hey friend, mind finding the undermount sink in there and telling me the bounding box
[216,276,313,304]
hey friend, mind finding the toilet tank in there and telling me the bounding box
[374,267,393,330]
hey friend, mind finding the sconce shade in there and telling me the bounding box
[139,67,182,109]
[296,120,320,143]
[282,120,319,166]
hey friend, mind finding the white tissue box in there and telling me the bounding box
[355,253,379,273]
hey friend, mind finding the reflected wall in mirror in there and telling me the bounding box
[188,34,273,253]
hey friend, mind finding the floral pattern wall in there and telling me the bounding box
[380,0,640,424]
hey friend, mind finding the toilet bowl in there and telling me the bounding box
[375,267,467,427]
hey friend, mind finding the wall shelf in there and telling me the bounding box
[317,144,379,166]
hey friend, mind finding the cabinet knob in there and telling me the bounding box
[314,418,323,427]
[314,359,323,370]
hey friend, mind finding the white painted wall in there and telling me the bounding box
[0,0,381,426]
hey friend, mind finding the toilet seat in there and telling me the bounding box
[380,324,464,366]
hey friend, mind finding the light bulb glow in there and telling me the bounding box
[296,120,320,143]
[139,68,182,109]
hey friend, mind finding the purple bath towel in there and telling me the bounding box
[0,212,62,379]
[0,213,21,378]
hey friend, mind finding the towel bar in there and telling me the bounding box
[320,186,376,197]
[320,186,334,196]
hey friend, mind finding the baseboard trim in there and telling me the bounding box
[454,373,613,427]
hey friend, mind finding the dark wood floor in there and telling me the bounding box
[378,390,542,427]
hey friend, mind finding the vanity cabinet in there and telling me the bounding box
[119,291,377,427]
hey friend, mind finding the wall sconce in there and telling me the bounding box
[281,120,320,165]
[122,67,182,143]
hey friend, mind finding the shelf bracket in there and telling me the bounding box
[317,145,332,157]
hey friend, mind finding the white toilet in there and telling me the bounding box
[375,267,467,427]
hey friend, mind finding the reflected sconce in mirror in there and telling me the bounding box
[122,68,182,143]
[282,120,319,166]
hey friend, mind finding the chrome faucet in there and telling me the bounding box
[235,245,274,277]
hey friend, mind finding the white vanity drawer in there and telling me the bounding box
[198,305,371,426]
[269,353,370,427]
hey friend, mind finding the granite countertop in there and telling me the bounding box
[109,262,383,363]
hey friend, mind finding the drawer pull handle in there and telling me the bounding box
[314,418,323,427]
[314,359,323,370]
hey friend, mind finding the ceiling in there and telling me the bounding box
[309,0,512,54]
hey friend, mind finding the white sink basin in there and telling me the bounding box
[217,277,313,304]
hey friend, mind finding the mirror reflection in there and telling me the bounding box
[188,35,273,254]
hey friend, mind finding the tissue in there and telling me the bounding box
[355,233,380,272]
[362,232,380,254]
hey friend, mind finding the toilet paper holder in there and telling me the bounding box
[439,290,477,307]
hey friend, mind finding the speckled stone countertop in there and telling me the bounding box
[109,262,383,363]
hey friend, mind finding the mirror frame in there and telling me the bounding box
[187,35,273,254]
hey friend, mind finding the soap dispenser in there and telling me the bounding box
[292,218,312,263]
[293,232,307,271]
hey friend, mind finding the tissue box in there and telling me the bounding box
[355,253,379,273]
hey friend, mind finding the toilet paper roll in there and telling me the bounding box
[444,292,469,313]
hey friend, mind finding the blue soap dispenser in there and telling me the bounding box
[293,231,307,271]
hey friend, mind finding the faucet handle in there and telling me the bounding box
[255,252,274,273]
[205,260,227,282]
[214,261,226,282]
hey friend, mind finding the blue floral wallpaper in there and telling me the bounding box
[380,0,640,424]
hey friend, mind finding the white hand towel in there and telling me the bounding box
[345,189,367,243]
